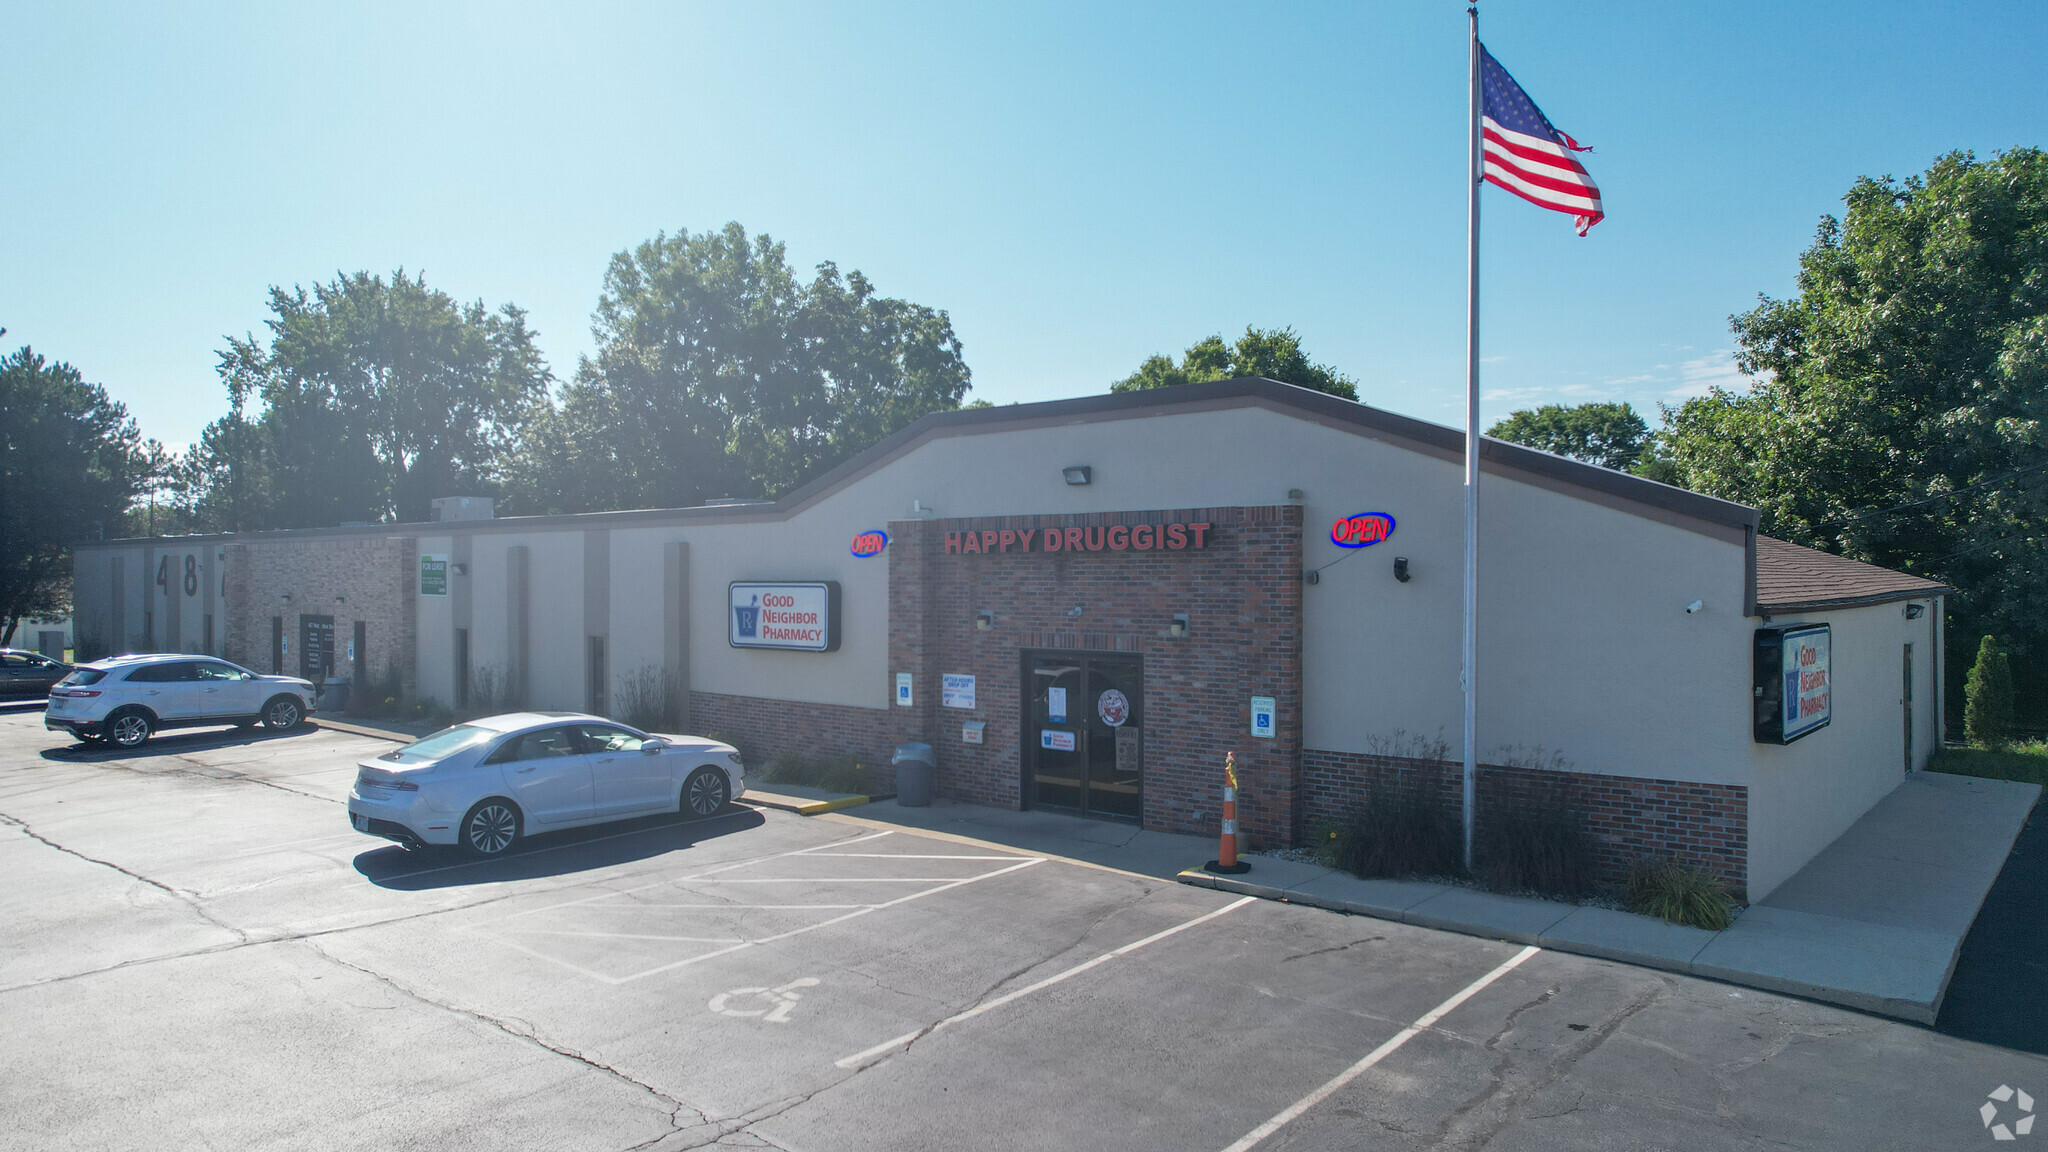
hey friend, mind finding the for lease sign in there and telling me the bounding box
[1782,624,1830,741]
[729,582,841,652]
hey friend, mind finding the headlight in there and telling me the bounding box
[726,752,745,768]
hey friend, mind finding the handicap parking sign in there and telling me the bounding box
[1250,695,1276,739]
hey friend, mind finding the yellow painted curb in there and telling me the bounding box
[741,790,872,816]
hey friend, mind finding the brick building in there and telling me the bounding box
[72,379,1949,902]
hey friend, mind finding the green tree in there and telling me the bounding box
[1112,326,1357,400]
[1965,634,2015,746]
[1654,149,2048,721]
[0,335,162,645]
[183,271,551,527]
[1487,402,1650,471]
[508,223,971,513]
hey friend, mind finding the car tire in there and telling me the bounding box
[459,798,521,857]
[262,695,304,731]
[106,708,154,749]
[682,767,731,819]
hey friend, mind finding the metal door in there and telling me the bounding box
[300,616,335,682]
[1903,644,1914,773]
[1024,652,1142,822]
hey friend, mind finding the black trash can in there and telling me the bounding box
[893,742,935,807]
[321,678,350,714]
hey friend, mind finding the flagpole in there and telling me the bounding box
[1461,4,1481,874]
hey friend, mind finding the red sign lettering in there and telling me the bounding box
[936,521,1215,557]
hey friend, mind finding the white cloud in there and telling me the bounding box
[1663,349,1754,400]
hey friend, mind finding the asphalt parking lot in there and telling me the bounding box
[2,705,2045,1151]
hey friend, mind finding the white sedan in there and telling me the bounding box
[347,712,747,857]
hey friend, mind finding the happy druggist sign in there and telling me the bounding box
[729,582,842,652]
[943,521,1214,555]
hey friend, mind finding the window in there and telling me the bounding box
[0,654,29,668]
[388,724,497,763]
[574,723,645,753]
[490,727,582,763]
[194,661,251,682]
[125,663,182,683]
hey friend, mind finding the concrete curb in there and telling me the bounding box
[314,717,424,743]
[742,789,873,816]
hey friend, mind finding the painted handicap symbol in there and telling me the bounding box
[709,977,820,1024]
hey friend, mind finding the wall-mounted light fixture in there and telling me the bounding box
[1169,613,1189,638]
[1067,605,1084,617]
[976,610,994,631]
[335,594,346,605]
[1904,602,1925,620]
[453,562,469,576]
[1302,569,1320,585]
[1393,556,1411,583]
[1286,488,1305,502]
[280,592,292,605]
[1062,465,1092,486]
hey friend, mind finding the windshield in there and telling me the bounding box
[58,668,108,686]
[388,724,496,763]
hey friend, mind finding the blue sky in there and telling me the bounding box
[5,1,2045,448]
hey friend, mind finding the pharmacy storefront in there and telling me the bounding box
[74,378,1948,902]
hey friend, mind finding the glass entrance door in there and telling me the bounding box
[1025,652,1143,822]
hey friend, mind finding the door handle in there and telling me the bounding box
[516,766,538,774]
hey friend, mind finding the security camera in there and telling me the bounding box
[1685,599,1704,614]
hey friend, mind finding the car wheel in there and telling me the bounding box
[106,708,154,748]
[262,695,304,730]
[683,767,731,819]
[460,799,521,857]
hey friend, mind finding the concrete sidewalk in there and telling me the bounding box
[823,796,1224,881]
[1181,770,2040,1023]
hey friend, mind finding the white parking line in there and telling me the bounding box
[1215,944,1543,1152]
[835,895,1257,1070]
[499,931,748,944]
[805,853,1027,860]
[468,832,1047,985]
[674,877,1011,884]
[484,829,902,924]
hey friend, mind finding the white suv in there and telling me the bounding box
[45,654,319,748]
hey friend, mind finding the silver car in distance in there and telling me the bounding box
[347,711,747,857]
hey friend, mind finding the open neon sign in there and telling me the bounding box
[1330,512,1395,548]
[850,529,889,558]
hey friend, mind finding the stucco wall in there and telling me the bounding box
[1744,595,1945,900]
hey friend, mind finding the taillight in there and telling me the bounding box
[57,689,101,698]
[355,771,419,792]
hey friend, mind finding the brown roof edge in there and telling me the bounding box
[80,377,1761,548]
[1758,588,1950,614]
[1751,534,1949,616]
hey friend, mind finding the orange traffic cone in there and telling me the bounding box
[1204,750,1251,875]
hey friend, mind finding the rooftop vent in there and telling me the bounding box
[431,497,495,522]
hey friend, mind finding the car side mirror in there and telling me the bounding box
[641,737,669,754]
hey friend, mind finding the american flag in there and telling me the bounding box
[1479,45,1603,236]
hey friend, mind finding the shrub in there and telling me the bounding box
[349,659,404,719]
[1625,857,1735,930]
[1475,802,1596,900]
[761,752,869,795]
[1965,634,2015,747]
[460,663,516,721]
[1329,790,1463,879]
[614,665,679,732]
